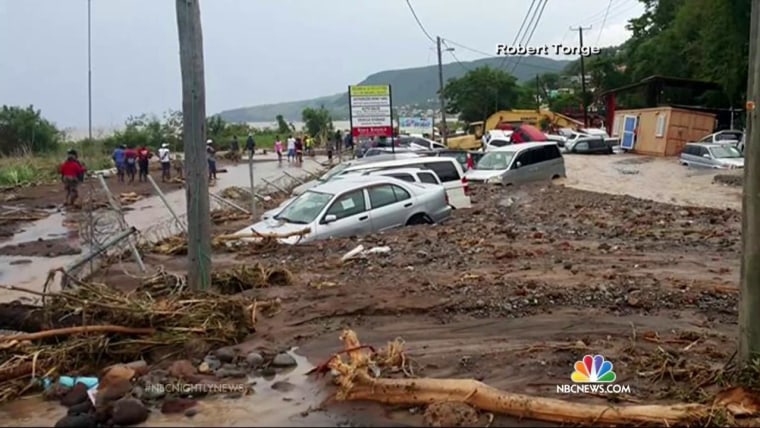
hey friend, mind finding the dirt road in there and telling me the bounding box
[100,179,742,426]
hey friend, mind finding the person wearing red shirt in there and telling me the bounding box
[124,146,138,183]
[136,145,152,182]
[59,150,86,207]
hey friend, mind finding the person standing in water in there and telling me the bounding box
[158,143,172,182]
[137,145,152,182]
[112,144,126,183]
[274,136,284,164]
[60,149,86,207]
[206,139,217,181]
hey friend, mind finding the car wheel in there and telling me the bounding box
[551,174,561,180]
[407,213,431,226]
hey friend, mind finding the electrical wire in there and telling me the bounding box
[595,0,614,44]
[442,40,471,72]
[498,0,537,70]
[510,0,549,75]
[405,0,436,44]
[442,37,564,73]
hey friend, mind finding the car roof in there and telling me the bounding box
[351,153,420,164]
[489,142,559,152]
[308,175,410,193]
[343,155,462,172]
[686,142,731,148]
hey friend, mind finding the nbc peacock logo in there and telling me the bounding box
[571,354,616,383]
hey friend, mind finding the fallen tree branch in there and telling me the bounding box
[0,325,156,343]
[323,329,722,427]
[215,227,311,242]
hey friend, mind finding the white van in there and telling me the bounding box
[336,157,472,209]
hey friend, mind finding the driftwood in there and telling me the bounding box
[215,227,311,243]
[0,325,156,343]
[323,330,753,427]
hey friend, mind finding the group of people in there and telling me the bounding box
[273,135,311,165]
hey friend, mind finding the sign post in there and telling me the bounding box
[349,85,393,153]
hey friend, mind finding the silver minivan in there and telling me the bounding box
[679,143,744,169]
[465,142,566,185]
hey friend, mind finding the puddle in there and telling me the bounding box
[0,351,345,427]
[0,158,326,302]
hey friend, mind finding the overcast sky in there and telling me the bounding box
[0,0,643,130]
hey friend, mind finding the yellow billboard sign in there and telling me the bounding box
[349,85,390,97]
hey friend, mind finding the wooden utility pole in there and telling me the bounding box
[740,0,760,363]
[570,25,592,128]
[175,0,211,291]
[436,36,448,146]
[535,75,541,111]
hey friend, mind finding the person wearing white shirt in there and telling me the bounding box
[286,136,296,163]
[158,143,171,182]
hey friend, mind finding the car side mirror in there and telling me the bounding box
[703,154,711,158]
[324,214,337,224]
[514,161,522,169]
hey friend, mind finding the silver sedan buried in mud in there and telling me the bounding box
[231,175,452,244]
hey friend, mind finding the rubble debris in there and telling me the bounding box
[318,329,760,427]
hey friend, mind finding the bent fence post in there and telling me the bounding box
[210,192,250,214]
[96,174,147,272]
[147,175,186,233]
[63,227,138,287]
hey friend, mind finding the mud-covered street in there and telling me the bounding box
[0,154,751,427]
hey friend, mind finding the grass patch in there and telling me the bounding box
[0,144,113,187]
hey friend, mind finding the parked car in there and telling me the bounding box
[342,167,443,186]
[484,138,512,152]
[545,134,567,148]
[363,147,420,157]
[679,142,744,169]
[334,156,471,209]
[696,130,744,145]
[436,150,485,170]
[465,142,566,185]
[291,153,421,196]
[565,138,613,154]
[234,176,452,244]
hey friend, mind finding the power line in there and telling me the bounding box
[498,0,537,70]
[442,37,568,73]
[510,0,549,75]
[404,0,435,44]
[442,40,471,72]
[595,0,614,45]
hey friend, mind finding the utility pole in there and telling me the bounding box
[535,75,541,111]
[87,0,92,141]
[740,0,760,364]
[175,0,211,291]
[570,25,592,127]
[436,36,448,146]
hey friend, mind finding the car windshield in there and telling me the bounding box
[321,163,351,181]
[716,132,742,141]
[489,139,510,147]
[275,191,333,224]
[710,146,742,159]
[477,152,514,170]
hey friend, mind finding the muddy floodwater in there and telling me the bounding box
[0,158,325,302]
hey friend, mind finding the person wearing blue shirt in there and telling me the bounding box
[112,145,127,183]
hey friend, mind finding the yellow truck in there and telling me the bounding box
[446,109,583,150]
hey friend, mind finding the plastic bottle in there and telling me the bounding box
[41,376,98,390]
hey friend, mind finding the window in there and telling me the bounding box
[514,149,535,167]
[325,189,366,220]
[368,184,411,209]
[392,185,411,201]
[385,173,414,182]
[655,115,666,137]
[574,142,589,151]
[532,145,561,162]
[418,172,439,184]
[697,146,709,156]
[423,161,460,182]
[489,139,510,148]
[368,185,397,209]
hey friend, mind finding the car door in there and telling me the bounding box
[319,189,372,238]
[694,145,711,168]
[367,184,414,231]
[512,147,541,183]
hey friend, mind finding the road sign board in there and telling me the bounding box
[349,85,392,138]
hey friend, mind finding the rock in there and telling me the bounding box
[271,352,297,368]
[203,355,222,372]
[168,359,199,382]
[214,347,236,363]
[198,362,212,374]
[161,398,198,414]
[60,383,89,407]
[270,381,295,393]
[100,364,138,390]
[245,352,264,368]
[111,398,149,426]
[141,384,166,401]
[54,414,97,428]
[423,402,480,427]
[96,377,133,406]
[215,367,247,379]
[185,408,199,417]
[67,400,94,415]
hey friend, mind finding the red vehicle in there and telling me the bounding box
[510,124,548,144]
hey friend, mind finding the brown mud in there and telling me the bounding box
[87,180,749,426]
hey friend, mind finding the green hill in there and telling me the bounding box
[218,56,571,122]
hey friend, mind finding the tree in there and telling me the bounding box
[206,115,226,142]
[275,115,291,134]
[550,93,584,114]
[0,105,61,154]
[442,66,524,124]
[302,106,333,143]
